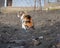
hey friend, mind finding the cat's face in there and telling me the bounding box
[17,11,25,18]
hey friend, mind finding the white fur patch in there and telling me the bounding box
[21,14,25,20]
[17,15,20,18]
[21,14,27,30]
[22,23,26,30]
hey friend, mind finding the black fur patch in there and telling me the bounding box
[25,21,30,23]
[24,15,31,20]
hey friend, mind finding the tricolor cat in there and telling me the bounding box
[17,11,35,30]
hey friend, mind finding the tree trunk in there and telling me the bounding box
[34,0,36,11]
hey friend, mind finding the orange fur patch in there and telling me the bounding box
[23,15,33,28]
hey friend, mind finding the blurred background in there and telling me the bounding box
[0,0,60,13]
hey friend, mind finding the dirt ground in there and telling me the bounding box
[0,10,60,48]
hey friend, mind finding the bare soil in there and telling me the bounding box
[0,10,60,48]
